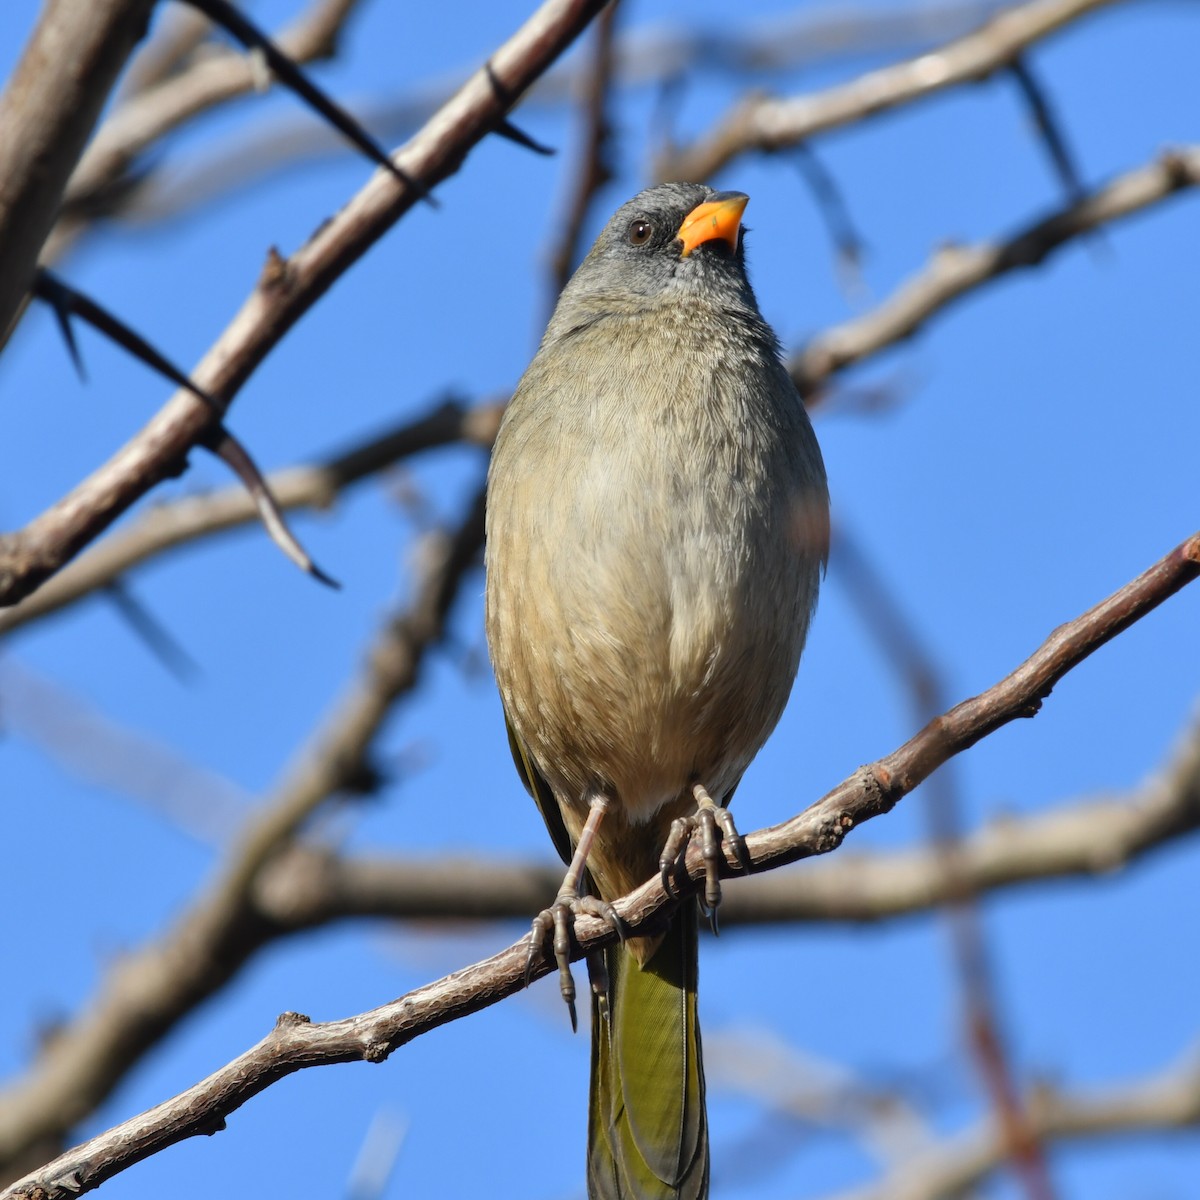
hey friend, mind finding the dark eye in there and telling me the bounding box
[628,220,653,246]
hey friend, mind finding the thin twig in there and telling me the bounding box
[115,3,215,100]
[545,1,621,310]
[791,147,1200,395]
[825,1053,1200,1200]
[251,707,1200,928]
[61,1,1020,236]
[836,526,1056,1200]
[51,0,368,260]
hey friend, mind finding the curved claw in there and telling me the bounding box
[578,895,628,945]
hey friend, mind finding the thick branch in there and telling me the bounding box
[654,0,1118,183]
[0,0,610,609]
[4,529,1196,1200]
[792,146,1200,394]
[0,0,155,340]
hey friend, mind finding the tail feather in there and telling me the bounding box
[588,906,708,1199]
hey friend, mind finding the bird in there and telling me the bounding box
[485,182,829,1200]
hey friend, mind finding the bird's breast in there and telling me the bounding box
[486,306,824,827]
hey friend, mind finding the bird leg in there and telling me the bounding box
[527,793,624,1031]
[659,783,752,932]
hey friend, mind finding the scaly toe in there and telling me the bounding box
[526,890,623,1032]
[659,816,691,894]
[713,805,751,872]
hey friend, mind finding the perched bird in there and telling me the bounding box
[485,182,829,1199]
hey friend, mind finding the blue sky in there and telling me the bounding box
[1,1,1198,1197]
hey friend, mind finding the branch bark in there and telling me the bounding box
[792,146,1200,395]
[654,0,1118,184]
[4,528,1196,1200]
[0,0,155,341]
[0,398,502,638]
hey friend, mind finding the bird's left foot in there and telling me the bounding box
[659,784,751,931]
[526,888,624,1032]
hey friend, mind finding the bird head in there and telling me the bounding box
[560,183,755,311]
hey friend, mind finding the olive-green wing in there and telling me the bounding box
[504,711,572,868]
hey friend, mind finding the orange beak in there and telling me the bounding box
[677,191,749,257]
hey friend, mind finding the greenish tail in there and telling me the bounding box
[587,906,708,1199]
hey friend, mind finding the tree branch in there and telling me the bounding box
[0,0,155,342]
[255,703,1200,928]
[49,0,369,261]
[545,1,621,307]
[4,529,1196,1200]
[14,144,1196,627]
[0,398,502,638]
[792,146,1200,394]
[826,1052,1200,1200]
[654,0,1118,184]
[0,0,610,610]
[834,525,1056,1199]
[61,0,1019,235]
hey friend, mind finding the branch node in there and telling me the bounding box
[275,1010,312,1029]
[362,1038,392,1064]
[259,246,292,294]
[858,764,899,819]
[197,1114,228,1137]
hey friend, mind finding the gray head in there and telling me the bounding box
[558,182,759,314]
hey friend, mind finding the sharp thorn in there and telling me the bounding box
[493,118,555,156]
[182,0,437,206]
[34,272,87,380]
[202,425,340,589]
[32,269,218,413]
